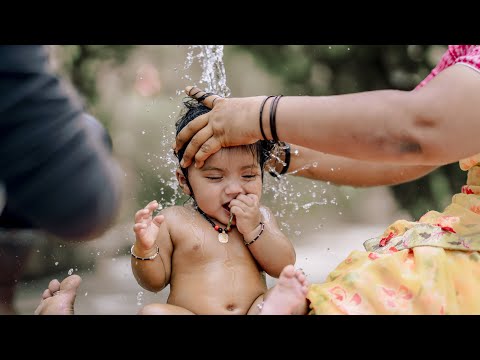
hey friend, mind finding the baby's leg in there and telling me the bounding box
[260,265,309,315]
[34,275,82,315]
[137,303,195,315]
[247,294,265,315]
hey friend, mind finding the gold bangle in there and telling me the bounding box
[130,244,159,260]
[244,222,265,246]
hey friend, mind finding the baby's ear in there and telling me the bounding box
[176,168,191,195]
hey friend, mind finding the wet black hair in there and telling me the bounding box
[174,98,274,181]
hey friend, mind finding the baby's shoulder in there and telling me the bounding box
[259,204,273,217]
[161,205,197,224]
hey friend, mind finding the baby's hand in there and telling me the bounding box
[229,194,262,236]
[133,200,164,252]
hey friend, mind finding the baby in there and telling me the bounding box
[130,99,299,315]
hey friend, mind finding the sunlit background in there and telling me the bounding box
[9,45,453,314]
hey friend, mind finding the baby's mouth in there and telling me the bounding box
[222,202,231,213]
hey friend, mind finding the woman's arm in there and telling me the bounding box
[272,65,480,166]
[177,64,480,168]
[284,145,438,187]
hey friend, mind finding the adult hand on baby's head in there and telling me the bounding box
[229,194,262,236]
[133,200,164,252]
[174,86,265,169]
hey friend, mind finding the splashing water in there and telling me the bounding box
[159,46,344,237]
[136,291,144,306]
[184,45,231,97]
[144,45,233,210]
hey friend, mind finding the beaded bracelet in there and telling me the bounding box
[244,222,265,246]
[130,244,159,260]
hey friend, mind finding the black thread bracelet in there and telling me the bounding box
[269,95,283,142]
[259,96,274,141]
[244,222,265,246]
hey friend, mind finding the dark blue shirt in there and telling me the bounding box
[0,45,121,240]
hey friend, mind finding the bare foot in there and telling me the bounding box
[260,265,309,315]
[34,275,82,315]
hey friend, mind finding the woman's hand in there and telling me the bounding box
[174,86,265,168]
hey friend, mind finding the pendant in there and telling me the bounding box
[218,231,229,243]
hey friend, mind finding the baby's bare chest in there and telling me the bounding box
[171,225,253,263]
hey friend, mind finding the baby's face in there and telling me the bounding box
[187,147,263,225]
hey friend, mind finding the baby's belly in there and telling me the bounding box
[167,264,267,315]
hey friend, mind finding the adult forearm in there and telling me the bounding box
[288,145,438,187]
[269,66,480,165]
[271,91,423,163]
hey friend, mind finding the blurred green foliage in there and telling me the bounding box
[236,45,464,219]
[54,45,135,126]
[54,45,465,219]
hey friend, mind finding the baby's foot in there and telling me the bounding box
[261,265,309,315]
[34,275,82,315]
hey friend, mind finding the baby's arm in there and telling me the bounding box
[244,205,295,278]
[230,195,295,278]
[131,200,173,293]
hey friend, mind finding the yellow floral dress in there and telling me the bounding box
[307,155,480,315]
[307,46,480,315]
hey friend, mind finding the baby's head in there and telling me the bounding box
[174,99,273,221]
[174,99,273,180]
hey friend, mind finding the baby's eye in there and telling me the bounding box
[206,176,223,180]
[243,174,258,179]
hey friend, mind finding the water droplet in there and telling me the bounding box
[136,291,144,306]
[68,268,74,275]
[54,262,59,266]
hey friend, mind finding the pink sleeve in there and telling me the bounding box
[416,45,480,89]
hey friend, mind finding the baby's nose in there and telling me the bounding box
[225,180,244,195]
